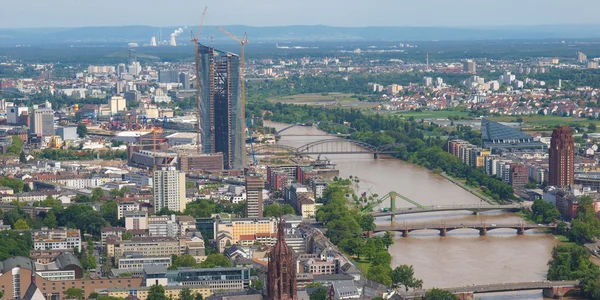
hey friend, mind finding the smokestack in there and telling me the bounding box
[169,35,177,46]
[150,37,157,47]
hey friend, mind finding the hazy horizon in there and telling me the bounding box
[3,0,600,28]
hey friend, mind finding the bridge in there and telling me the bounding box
[253,139,403,159]
[397,281,580,299]
[275,121,357,135]
[370,204,523,217]
[373,223,556,236]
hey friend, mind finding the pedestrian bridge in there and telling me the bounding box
[396,280,580,299]
[374,223,556,236]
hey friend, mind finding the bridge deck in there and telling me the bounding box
[401,281,580,298]
[375,223,555,233]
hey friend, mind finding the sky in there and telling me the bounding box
[2,0,600,28]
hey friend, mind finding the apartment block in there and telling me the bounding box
[32,227,81,252]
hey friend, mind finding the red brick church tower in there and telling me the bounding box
[266,216,297,300]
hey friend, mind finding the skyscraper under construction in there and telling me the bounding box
[197,44,244,170]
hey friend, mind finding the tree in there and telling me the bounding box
[147,284,168,300]
[372,251,392,266]
[19,151,26,163]
[91,187,104,201]
[88,254,97,269]
[77,123,88,138]
[179,288,194,300]
[589,123,597,133]
[383,231,394,249]
[425,288,459,300]
[65,287,85,299]
[13,218,29,230]
[122,231,133,240]
[101,201,119,226]
[391,265,423,292]
[366,265,392,286]
[199,253,232,268]
[250,278,263,290]
[360,214,376,232]
[173,254,198,268]
[43,210,58,228]
[194,293,203,300]
[309,287,329,300]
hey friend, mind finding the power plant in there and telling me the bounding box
[169,27,185,46]
[150,36,157,47]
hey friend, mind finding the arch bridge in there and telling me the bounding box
[275,121,357,135]
[252,139,403,159]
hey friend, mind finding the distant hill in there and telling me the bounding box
[2,24,600,46]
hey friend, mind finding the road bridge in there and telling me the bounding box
[373,223,556,236]
[370,204,523,217]
[253,139,403,159]
[396,280,580,299]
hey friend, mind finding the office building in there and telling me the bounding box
[464,60,477,74]
[109,96,126,115]
[214,218,277,252]
[153,167,186,212]
[245,174,264,218]
[197,44,244,170]
[158,70,179,83]
[179,73,191,89]
[7,106,28,125]
[481,119,545,151]
[30,108,54,136]
[549,126,574,187]
[110,237,181,258]
[116,253,172,270]
[32,227,82,252]
[124,211,149,230]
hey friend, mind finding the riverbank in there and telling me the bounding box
[438,172,496,205]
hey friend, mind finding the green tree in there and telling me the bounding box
[89,254,97,269]
[147,284,168,300]
[179,288,194,300]
[366,265,392,286]
[65,287,85,299]
[77,123,88,138]
[194,293,203,300]
[309,287,329,300]
[362,238,377,261]
[91,187,104,201]
[19,151,26,163]
[199,253,232,268]
[391,265,423,291]
[425,288,459,300]
[360,214,376,232]
[372,251,392,266]
[589,123,597,132]
[43,210,58,228]
[173,254,198,268]
[14,218,29,230]
[263,202,295,217]
[101,201,119,226]
[383,231,394,249]
[250,278,263,290]
[122,231,133,240]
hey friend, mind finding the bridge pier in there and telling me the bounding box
[390,215,395,226]
[374,153,378,159]
[401,230,408,237]
[454,292,474,300]
[440,227,447,237]
[517,228,525,235]
[542,286,575,299]
[479,228,487,236]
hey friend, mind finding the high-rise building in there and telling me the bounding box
[267,218,297,300]
[158,70,179,83]
[464,60,477,74]
[197,44,244,170]
[577,51,588,63]
[179,73,191,89]
[153,167,186,212]
[245,174,264,218]
[30,108,54,136]
[549,126,574,187]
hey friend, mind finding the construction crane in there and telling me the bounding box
[191,6,208,154]
[217,26,248,166]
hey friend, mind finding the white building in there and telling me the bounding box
[32,227,81,251]
[125,211,149,231]
[117,201,140,219]
[7,106,28,125]
[153,167,186,212]
[109,96,126,115]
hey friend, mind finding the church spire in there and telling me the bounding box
[266,215,297,300]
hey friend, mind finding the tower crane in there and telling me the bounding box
[191,6,208,154]
[217,26,248,166]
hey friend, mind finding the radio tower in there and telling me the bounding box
[426,53,429,71]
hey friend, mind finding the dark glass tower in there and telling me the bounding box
[549,126,574,187]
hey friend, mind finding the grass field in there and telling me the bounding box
[392,110,472,119]
[488,115,600,127]
[268,93,360,105]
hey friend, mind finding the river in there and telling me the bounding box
[265,121,560,300]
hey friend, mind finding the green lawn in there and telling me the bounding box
[392,110,472,119]
[488,115,600,127]
[351,257,371,274]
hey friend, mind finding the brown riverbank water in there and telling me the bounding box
[265,121,560,299]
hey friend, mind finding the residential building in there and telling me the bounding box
[125,211,149,231]
[214,218,277,252]
[30,108,54,136]
[110,236,181,258]
[153,167,186,212]
[464,60,477,74]
[158,70,179,83]
[311,179,327,199]
[117,201,140,219]
[198,44,244,170]
[509,164,528,187]
[149,215,178,237]
[101,227,126,246]
[549,126,574,187]
[245,174,264,218]
[32,227,81,252]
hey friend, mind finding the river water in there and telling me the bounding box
[265,121,560,299]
